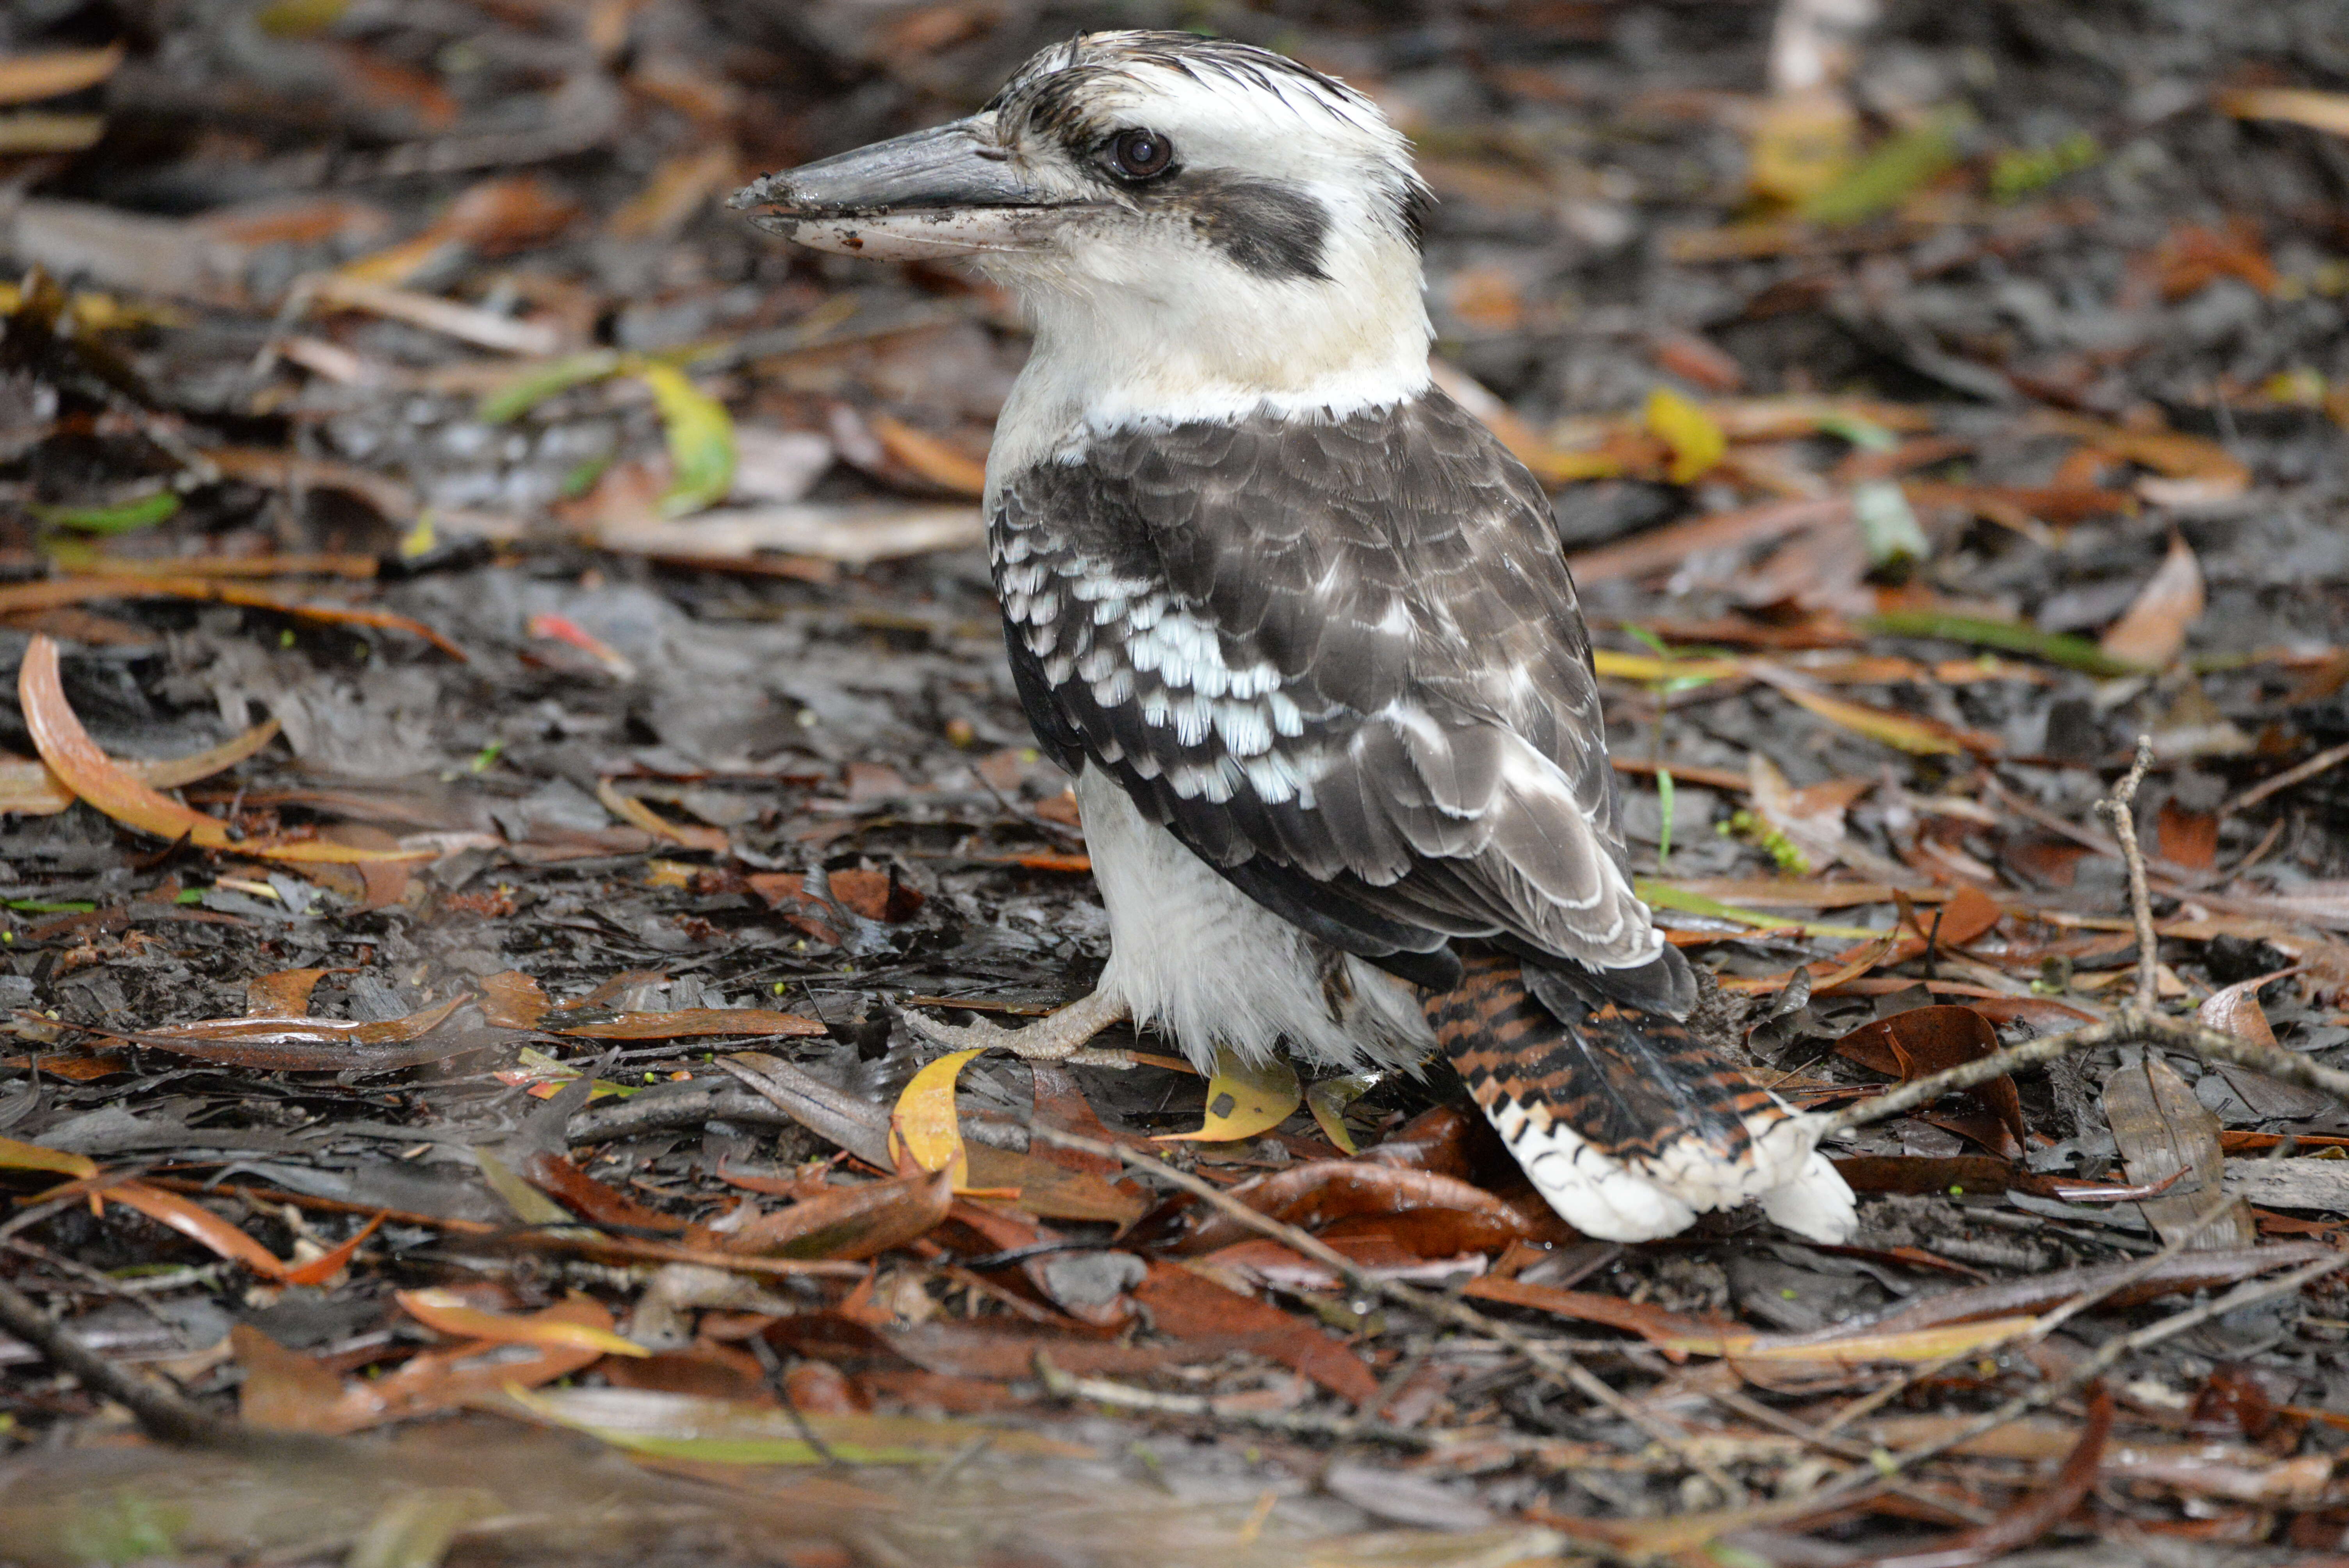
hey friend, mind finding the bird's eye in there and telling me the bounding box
[1108,128,1174,179]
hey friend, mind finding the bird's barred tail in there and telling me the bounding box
[1427,951,1855,1243]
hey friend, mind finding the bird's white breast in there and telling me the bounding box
[1073,766,1431,1073]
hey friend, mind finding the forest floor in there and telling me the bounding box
[2,1,2349,1564]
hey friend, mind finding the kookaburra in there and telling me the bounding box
[734,32,1856,1244]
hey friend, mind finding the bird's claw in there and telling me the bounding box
[898,991,1135,1068]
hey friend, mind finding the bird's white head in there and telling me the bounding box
[733,32,1436,457]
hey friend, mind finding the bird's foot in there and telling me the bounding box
[900,987,1135,1067]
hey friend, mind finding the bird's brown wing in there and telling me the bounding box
[994,386,1666,993]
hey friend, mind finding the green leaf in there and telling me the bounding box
[1635,880,1882,939]
[476,351,622,424]
[1655,767,1675,870]
[1859,609,2144,677]
[638,362,736,518]
[1801,105,1972,225]
[34,491,180,536]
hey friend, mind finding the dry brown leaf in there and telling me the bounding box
[0,716,280,816]
[2099,531,2205,670]
[0,43,123,106]
[19,636,429,863]
[2216,86,2349,139]
[2102,1053,2253,1250]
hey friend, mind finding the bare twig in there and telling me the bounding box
[1845,1250,2346,1494]
[1023,1122,1750,1504]
[1035,1352,1440,1448]
[2092,735,2160,1012]
[1815,1008,2349,1138]
[1819,736,2349,1138]
[2224,738,2349,817]
[0,1278,241,1447]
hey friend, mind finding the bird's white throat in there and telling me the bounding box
[980,180,1433,482]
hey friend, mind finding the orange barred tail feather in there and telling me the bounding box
[1427,950,1856,1243]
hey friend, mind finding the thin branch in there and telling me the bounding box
[2092,735,2159,1012]
[2224,738,2349,816]
[1815,1007,2349,1140]
[0,1278,242,1447]
[1035,1352,1440,1448]
[1023,1121,1750,1504]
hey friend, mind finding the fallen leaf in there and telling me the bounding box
[827,866,923,923]
[0,1133,98,1180]
[98,1179,300,1278]
[1747,90,1858,205]
[233,1323,356,1433]
[2099,531,2205,670]
[596,779,728,852]
[397,1288,648,1358]
[2198,966,2294,1051]
[1644,387,1725,483]
[91,994,470,1070]
[552,1007,826,1041]
[1750,666,1994,755]
[246,967,334,1016]
[2103,1053,2253,1250]
[1834,1005,2025,1155]
[18,636,429,862]
[2217,85,2349,138]
[639,362,735,518]
[866,412,987,497]
[356,1297,616,1427]
[961,1144,1147,1226]
[1155,1047,1301,1143]
[503,1384,1088,1464]
[720,1165,952,1260]
[890,1047,984,1190]
[1180,1162,1549,1263]
[0,716,281,816]
[0,43,123,106]
[1306,1073,1380,1156]
[1801,105,1968,224]
[279,1211,385,1287]
[1134,1262,1379,1404]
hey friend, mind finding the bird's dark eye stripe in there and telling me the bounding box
[1107,127,1174,179]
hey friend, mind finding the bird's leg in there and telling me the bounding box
[900,987,1135,1067]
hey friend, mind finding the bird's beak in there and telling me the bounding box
[729,118,1065,260]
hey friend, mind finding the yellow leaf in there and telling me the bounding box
[1746,665,1997,757]
[890,1046,985,1190]
[1747,90,1859,206]
[1643,388,1725,484]
[397,1288,648,1358]
[0,1134,96,1180]
[1156,1048,1301,1144]
[1590,649,1739,684]
[637,363,735,518]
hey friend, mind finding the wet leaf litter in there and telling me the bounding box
[2,1,2349,1565]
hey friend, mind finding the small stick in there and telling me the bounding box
[1034,1352,1440,1448]
[0,1278,241,1447]
[1818,732,2349,1139]
[2092,736,2160,1013]
[1024,1122,1750,1504]
[2223,738,2349,817]
[1814,1009,2349,1139]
